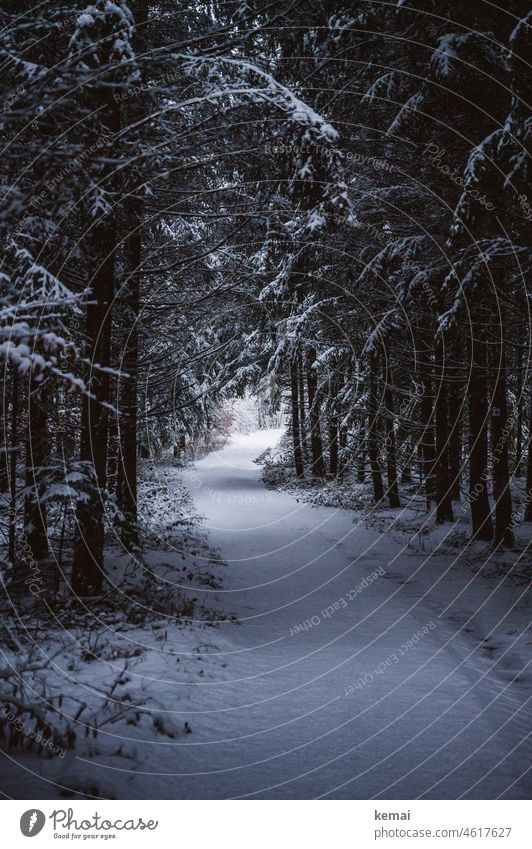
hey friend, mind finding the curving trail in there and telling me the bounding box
[153,429,530,800]
[7,429,529,800]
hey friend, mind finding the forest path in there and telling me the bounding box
[19,429,527,802]
[156,429,530,800]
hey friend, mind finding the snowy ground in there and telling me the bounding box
[1,429,530,799]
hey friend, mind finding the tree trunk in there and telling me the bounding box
[118,201,141,547]
[24,378,49,566]
[356,418,366,482]
[434,338,454,522]
[328,372,340,478]
[383,361,400,507]
[107,391,119,496]
[72,212,116,594]
[0,373,8,493]
[368,359,384,503]
[448,361,463,500]
[401,440,412,483]
[419,340,436,510]
[8,367,19,565]
[525,389,532,521]
[468,328,493,540]
[297,351,307,462]
[290,359,305,478]
[491,335,513,546]
[306,346,325,477]
[338,425,348,478]
[328,421,338,477]
[72,91,120,594]
[514,344,523,476]
[115,7,148,546]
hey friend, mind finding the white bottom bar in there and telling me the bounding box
[3,799,529,848]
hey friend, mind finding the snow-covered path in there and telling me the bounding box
[9,429,528,801]
[140,428,529,800]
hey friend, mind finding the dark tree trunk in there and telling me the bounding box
[327,372,340,478]
[24,379,49,566]
[400,433,412,483]
[306,346,325,477]
[468,328,493,540]
[401,466,412,483]
[72,214,116,594]
[448,360,463,500]
[417,441,424,484]
[434,339,454,522]
[115,9,147,547]
[514,344,523,476]
[491,336,513,546]
[525,389,532,521]
[383,362,400,507]
[515,396,523,476]
[72,86,120,595]
[338,425,348,478]
[328,421,338,477]
[107,394,119,496]
[290,359,305,478]
[356,419,366,482]
[419,340,437,510]
[118,201,141,547]
[368,359,384,503]
[0,373,8,493]
[297,351,307,461]
[72,107,118,593]
[8,367,19,565]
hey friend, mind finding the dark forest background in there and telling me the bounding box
[0,3,530,609]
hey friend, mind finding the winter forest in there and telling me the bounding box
[0,0,531,803]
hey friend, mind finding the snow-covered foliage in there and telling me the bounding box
[0,0,530,799]
[0,242,83,380]
[68,0,140,83]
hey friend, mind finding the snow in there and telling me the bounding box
[2,430,530,799]
[388,92,423,136]
[362,72,397,106]
[183,56,338,143]
[510,12,532,47]
[431,34,461,79]
[74,13,96,28]
[306,209,327,232]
